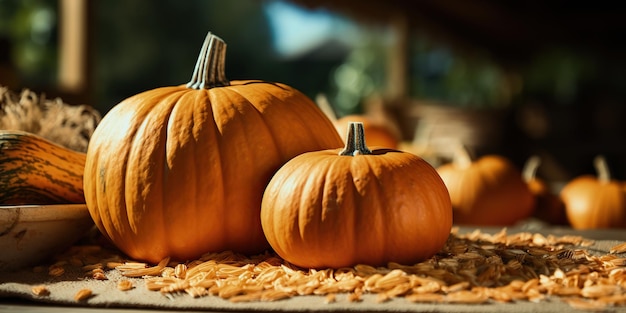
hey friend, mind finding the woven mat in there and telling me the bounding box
[1,226,625,313]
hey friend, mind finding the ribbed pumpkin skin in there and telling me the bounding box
[260,147,452,269]
[84,81,343,263]
[561,176,626,229]
[0,130,86,205]
[437,155,535,226]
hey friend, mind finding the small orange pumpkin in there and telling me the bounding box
[436,145,535,226]
[561,156,626,229]
[261,122,452,269]
[522,156,566,225]
[83,32,343,263]
[334,115,399,149]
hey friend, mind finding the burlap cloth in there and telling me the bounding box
[2,225,626,313]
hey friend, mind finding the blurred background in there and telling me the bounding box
[1,0,625,182]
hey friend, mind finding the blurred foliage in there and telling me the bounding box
[94,0,277,113]
[1,0,624,116]
[328,28,389,117]
[410,39,516,109]
[93,0,345,114]
[0,0,57,86]
[521,48,596,105]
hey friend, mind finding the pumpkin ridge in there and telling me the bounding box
[354,155,388,264]
[305,157,331,260]
[332,155,360,266]
[124,89,186,257]
[257,87,315,158]
[216,86,282,156]
[216,88,268,251]
[85,100,137,253]
[193,90,228,248]
[162,90,209,256]
[229,82,341,154]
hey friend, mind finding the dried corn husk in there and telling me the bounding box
[0,86,100,152]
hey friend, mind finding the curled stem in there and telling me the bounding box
[522,155,541,182]
[452,143,472,169]
[594,155,611,183]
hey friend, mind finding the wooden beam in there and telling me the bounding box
[386,12,409,101]
[58,0,89,99]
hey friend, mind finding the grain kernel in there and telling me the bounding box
[31,285,50,296]
[74,288,92,301]
[117,280,134,291]
[48,266,65,277]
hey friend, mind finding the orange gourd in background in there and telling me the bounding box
[316,94,400,149]
[334,115,399,149]
[561,156,626,229]
[83,32,343,263]
[522,156,567,225]
[261,122,452,269]
[436,145,535,226]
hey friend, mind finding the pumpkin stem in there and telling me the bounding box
[594,155,611,183]
[186,32,230,89]
[522,155,541,182]
[339,122,372,156]
[452,142,472,169]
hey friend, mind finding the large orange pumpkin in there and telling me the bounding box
[436,145,535,226]
[561,156,626,229]
[83,32,343,263]
[260,122,452,269]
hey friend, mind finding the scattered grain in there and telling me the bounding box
[31,285,50,296]
[324,293,336,303]
[48,266,65,277]
[117,257,170,277]
[174,263,187,279]
[117,280,134,291]
[74,288,92,301]
[45,228,624,310]
[610,242,626,254]
[92,271,107,280]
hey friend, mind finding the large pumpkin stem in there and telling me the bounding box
[339,122,372,156]
[594,155,611,183]
[522,155,541,182]
[186,32,230,89]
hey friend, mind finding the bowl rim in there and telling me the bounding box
[0,204,90,222]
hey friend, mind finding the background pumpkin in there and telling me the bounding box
[560,156,626,229]
[522,156,567,225]
[436,145,535,226]
[83,32,343,263]
[334,114,399,149]
[261,122,452,269]
[316,94,400,149]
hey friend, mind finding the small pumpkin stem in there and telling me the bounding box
[186,32,230,89]
[339,122,372,156]
[452,142,472,169]
[522,155,541,182]
[594,155,611,183]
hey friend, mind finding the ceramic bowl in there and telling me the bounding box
[0,204,94,271]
